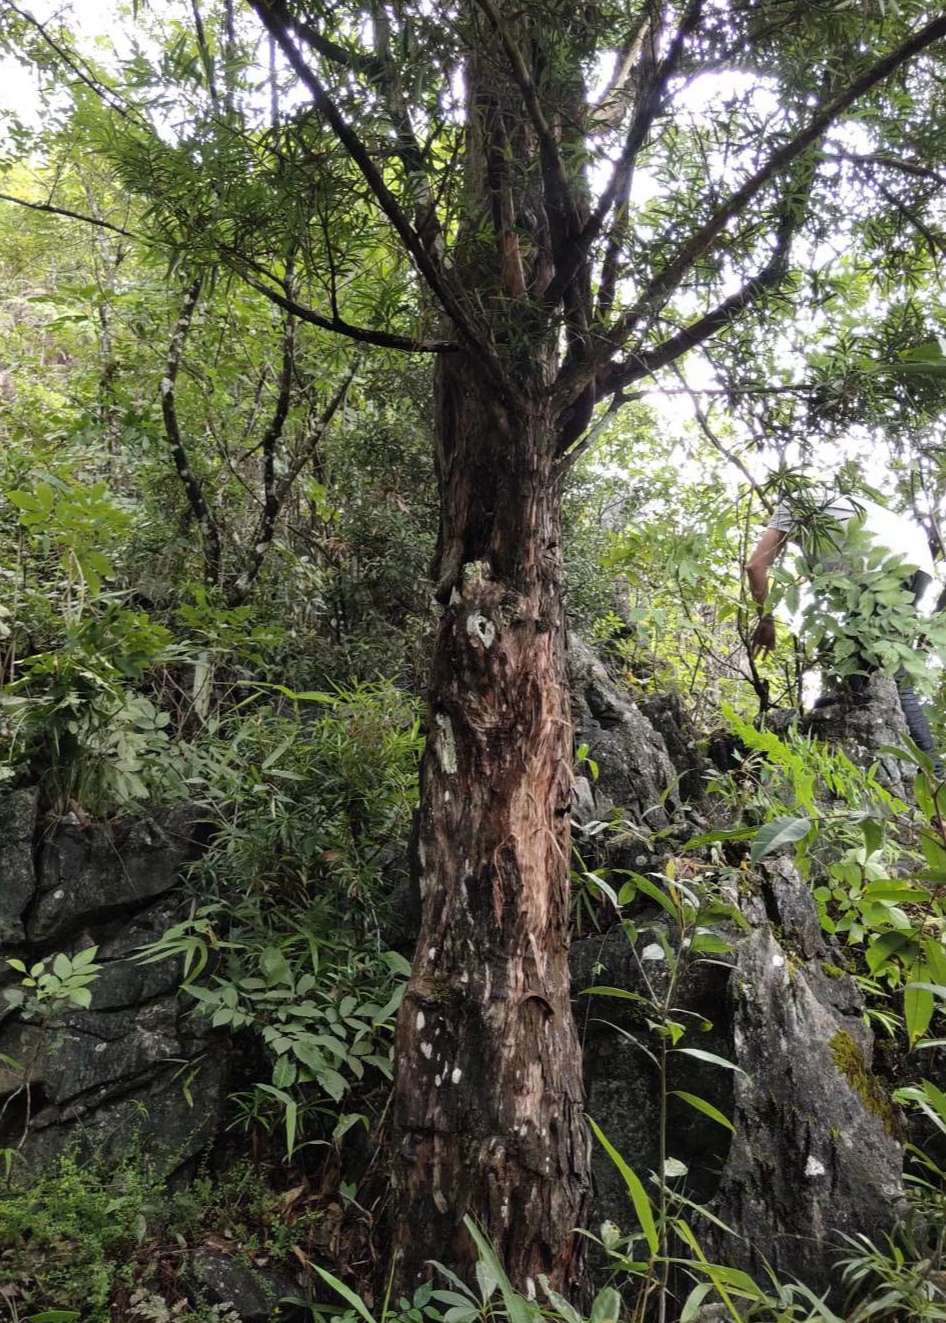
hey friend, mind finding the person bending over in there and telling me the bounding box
[745,489,941,774]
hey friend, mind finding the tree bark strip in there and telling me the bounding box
[392,354,589,1290]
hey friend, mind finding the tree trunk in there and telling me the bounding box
[392,353,590,1292]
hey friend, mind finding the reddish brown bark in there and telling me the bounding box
[391,354,590,1291]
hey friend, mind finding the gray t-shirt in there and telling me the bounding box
[768,495,934,579]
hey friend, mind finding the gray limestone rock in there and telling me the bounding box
[705,916,903,1297]
[574,865,904,1302]
[8,1039,230,1177]
[0,794,224,1177]
[765,673,918,795]
[571,924,735,1212]
[568,636,678,832]
[0,996,182,1105]
[29,803,206,943]
[0,785,39,942]
[190,1248,299,1322]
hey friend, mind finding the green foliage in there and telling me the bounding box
[5,946,101,1016]
[581,431,747,721]
[706,705,946,1054]
[190,932,407,1158]
[0,1150,324,1322]
[837,1178,946,1323]
[0,601,181,812]
[140,681,421,1158]
[308,1217,625,1323]
[0,1152,164,1318]
[772,539,946,697]
[578,857,760,1320]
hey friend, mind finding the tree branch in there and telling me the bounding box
[250,0,498,373]
[556,7,946,405]
[668,362,766,498]
[591,3,661,130]
[230,259,461,354]
[545,0,703,310]
[263,0,378,77]
[471,0,583,259]
[598,178,805,398]
[190,0,220,107]
[227,305,297,604]
[875,180,946,262]
[372,5,448,265]
[604,10,946,355]
[6,1,147,127]
[824,150,946,190]
[160,276,222,586]
[0,191,139,239]
[228,351,361,605]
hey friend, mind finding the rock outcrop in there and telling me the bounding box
[574,861,905,1301]
[0,797,227,1175]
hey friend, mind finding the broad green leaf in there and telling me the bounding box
[313,1266,378,1323]
[905,968,935,1046]
[863,882,931,904]
[629,874,679,919]
[683,826,756,849]
[464,1218,536,1323]
[259,946,293,986]
[474,1257,499,1302]
[588,1118,658,1256]
[680,1283,716,1323]
[672,1047,746,1074]
[580,986,650,1004]
[588,1286,622,1323]
[538,1277,583,1323]
[865,930,912,975]
[923,937,946,988]
[670,1090,736,1133]
[750,815,812,863]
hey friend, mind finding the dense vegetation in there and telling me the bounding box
[4,1,946,1320]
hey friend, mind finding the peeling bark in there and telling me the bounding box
[392,356,590,1291]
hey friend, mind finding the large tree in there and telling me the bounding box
[5,0,946,1293]
[237,0,946,1290]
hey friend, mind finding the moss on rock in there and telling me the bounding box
[829,1030,898,1137]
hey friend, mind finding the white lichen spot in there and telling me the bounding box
[459,970,469,984]
[642,943,665,962]
[428,947,437,962]
[444,790,451,803]
[451,1067,462,1084]
[420,1042,433,1059]
[772,952,786,969]
[467,611,496,648]
[805,1155,826,1178]
[95,1041,108,1053]
[462,559,491,587]
[435,712,457,774]
[416,1011,426,1032]
[435,1074,442,1087]
[53,889,64,901]
[160,376,174,396]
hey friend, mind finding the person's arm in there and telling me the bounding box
[745,526,788,657]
